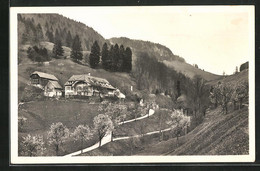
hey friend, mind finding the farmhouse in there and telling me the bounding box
[64,74,117,98]
[30,71,59,87]
[44,80,63,97]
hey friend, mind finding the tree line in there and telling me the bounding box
[209,80,248,114]
[89,41,132,72]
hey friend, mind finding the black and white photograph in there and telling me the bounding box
[10,6,255,164]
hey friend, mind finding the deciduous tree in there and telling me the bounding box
[21,134,45,156]
[47,122,70,156]
[167,110,190,146]
[93,114,113,147]
[72,125,92,154]
[98,102,127,141]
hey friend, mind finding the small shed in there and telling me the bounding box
[44,80,62,97]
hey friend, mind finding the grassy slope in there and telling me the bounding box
[163,60,221,81]
[206,69,248,86]
[79,69,249,156]
[18,100,101,156]
[18,42,139,101]
[137,70,249,155]
[138,107,248,155]
[110,37,221,81]
[18,42,141,156]
[80,106,248,156]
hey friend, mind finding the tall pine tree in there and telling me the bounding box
[125,47,132,72]
[54,29,60,44]
[71,34,83,61]
[111,44,119,71]
[118,45,125,72]
[101,43,109,69]
[53,39,64,58]
[45,30,54,43]
[66,30,73,48]
[89,41,100,68]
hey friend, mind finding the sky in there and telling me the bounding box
[58,6,254,75]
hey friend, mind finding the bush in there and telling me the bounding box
[21,85,44,102]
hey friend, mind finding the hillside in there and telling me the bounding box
[137,69,249,155]
[77,70,249,156]
[18,42,140,102]
[206,69,248,86]
[19,14,109,51]
[110,37,185,62]
[18,13,221,83]
[163,60,221,81]
[137,107,248,155]
[110,37,221,81]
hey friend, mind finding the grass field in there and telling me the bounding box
[18,100,101,156]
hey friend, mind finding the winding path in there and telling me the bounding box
[64,109,160,157]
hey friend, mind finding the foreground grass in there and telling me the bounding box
[79,107,248,156]
[138,107,249,155]
[18,100,100,156]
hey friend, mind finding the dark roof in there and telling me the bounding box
[31,71,58,81]
[49,80,62,89]
[64,74,116,90]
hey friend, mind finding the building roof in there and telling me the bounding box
[65,74,116,90]
[31,71,58,81]
[49,80,62,89]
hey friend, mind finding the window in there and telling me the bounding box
[31,79,39,84]
[65,86,71,91]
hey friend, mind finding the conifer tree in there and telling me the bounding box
[111,44,119,71]
[65,30,73,48]
[54,29,60,44]
[118,45,125,72]
[70,34,83,61]
[89,41,100,68]
[36,23,44,42]
[107,45,114,70]
[101,43,109,69]
[45,30,54,43]
[53,39,64,58]
[125,47,132,72]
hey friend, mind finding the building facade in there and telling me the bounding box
[30,71,59,88]
[44,80,63,97]
[64,74,117,98]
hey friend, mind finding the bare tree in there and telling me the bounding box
[167,110,191,146]
[211,83,234,114]
[232,81,249,110]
